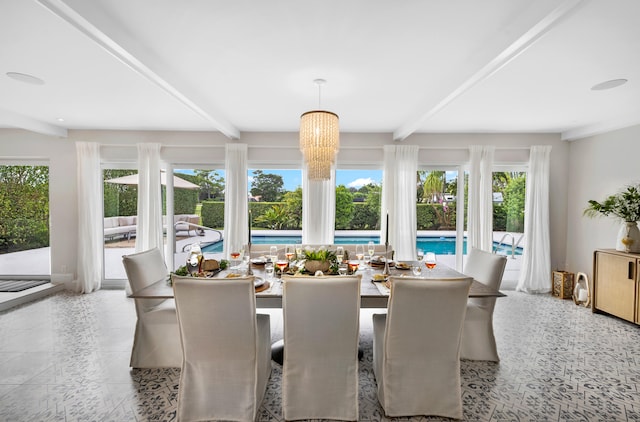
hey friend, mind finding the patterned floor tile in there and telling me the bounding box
[1,290,640,421]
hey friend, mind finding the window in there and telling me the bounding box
[335,169,382,233]
[0,164,50,277]
[248,168,302,231]
[417,169,461,269]
[492,170,526,257]
[103,168,138,280]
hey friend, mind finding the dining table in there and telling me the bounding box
[129,260,505,364]
[129,260,506,307]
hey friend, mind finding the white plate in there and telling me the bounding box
[254,277,266,288]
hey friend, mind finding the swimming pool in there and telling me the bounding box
[200,235,522,255]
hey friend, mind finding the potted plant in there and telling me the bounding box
[584,184,640,252]
[302,247,336,273]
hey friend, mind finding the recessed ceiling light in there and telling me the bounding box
[6,72,45,85]
[591,79,628,91]
[57,118,65,122]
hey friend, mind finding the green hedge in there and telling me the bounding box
[173,188,199,215]
[201,201,225,228]
[200,202,465,231]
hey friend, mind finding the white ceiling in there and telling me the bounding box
[1,0,638,141]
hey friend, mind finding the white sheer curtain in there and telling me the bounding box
[516,145,552,294]
[75,142,102,293]
[381,145,395,246]
[392,145,418,260]
[380,145,418,260]
[135,143,164,256]
[302,163,335,245]
[223,143,248,258]
[467,145,495,252]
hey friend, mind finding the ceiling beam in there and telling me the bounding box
[393,0,586,142]
[36,0,240,139]
[562,117,640,141]
[0,108,68,137]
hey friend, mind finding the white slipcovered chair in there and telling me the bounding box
[282,275,361,421]
[122,248,181,368]
[172,275,272,422]
[461,247,507,362]
[373,276,472,419]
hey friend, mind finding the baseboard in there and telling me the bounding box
[101,279,126,290]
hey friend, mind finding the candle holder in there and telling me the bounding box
[246,242,253,275]
[382,242,391,276]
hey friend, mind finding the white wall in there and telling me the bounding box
[0,128,569,287]
[566,124,640,281]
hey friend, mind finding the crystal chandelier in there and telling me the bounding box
[299,79,339,180]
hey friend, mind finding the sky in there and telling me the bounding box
[176,168,383,191]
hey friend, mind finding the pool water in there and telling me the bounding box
[200,235,522,255]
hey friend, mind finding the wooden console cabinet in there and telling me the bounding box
[593,249,640,324]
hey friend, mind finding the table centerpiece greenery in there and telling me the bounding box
[301,248,338,274]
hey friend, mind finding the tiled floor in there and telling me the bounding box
[1,289,639,421]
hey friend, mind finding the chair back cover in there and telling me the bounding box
[282,275,361,421]
[461,247,507,361]
[172,275,271,422]
[464,247,507,308]
[464,247,507,289]
[122,248,181,368]
[375,276,471,418]
[122,247,168,312]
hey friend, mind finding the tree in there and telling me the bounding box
[421,171,445,204]
[364,183,382,229]
[254,204,290,229]
[335,185,354,229]
[282,187,303,229]
[250,170,284,202]
[503,175,526,232]
[193,170,224,200]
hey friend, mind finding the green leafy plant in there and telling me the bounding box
[219,259,228,270]
[303,248,336,262]
[584,184,640,223]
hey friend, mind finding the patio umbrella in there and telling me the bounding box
[105,172,199,189]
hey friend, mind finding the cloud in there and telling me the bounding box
[348,177,377,188]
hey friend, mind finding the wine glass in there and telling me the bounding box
[412,264,423,276]
[269,245,278,263]
[424,252,437,274]
[364,254,371,271]
[416,248,424,262]
[348,261,359,274]
[285,244,295,262]
[336,246,344,263]
[295,242,303,260]
[265,262,274,280]
[368,241,375,259]
[275,259,288,279]
[230,250,241,267]
[355,244,365,266]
